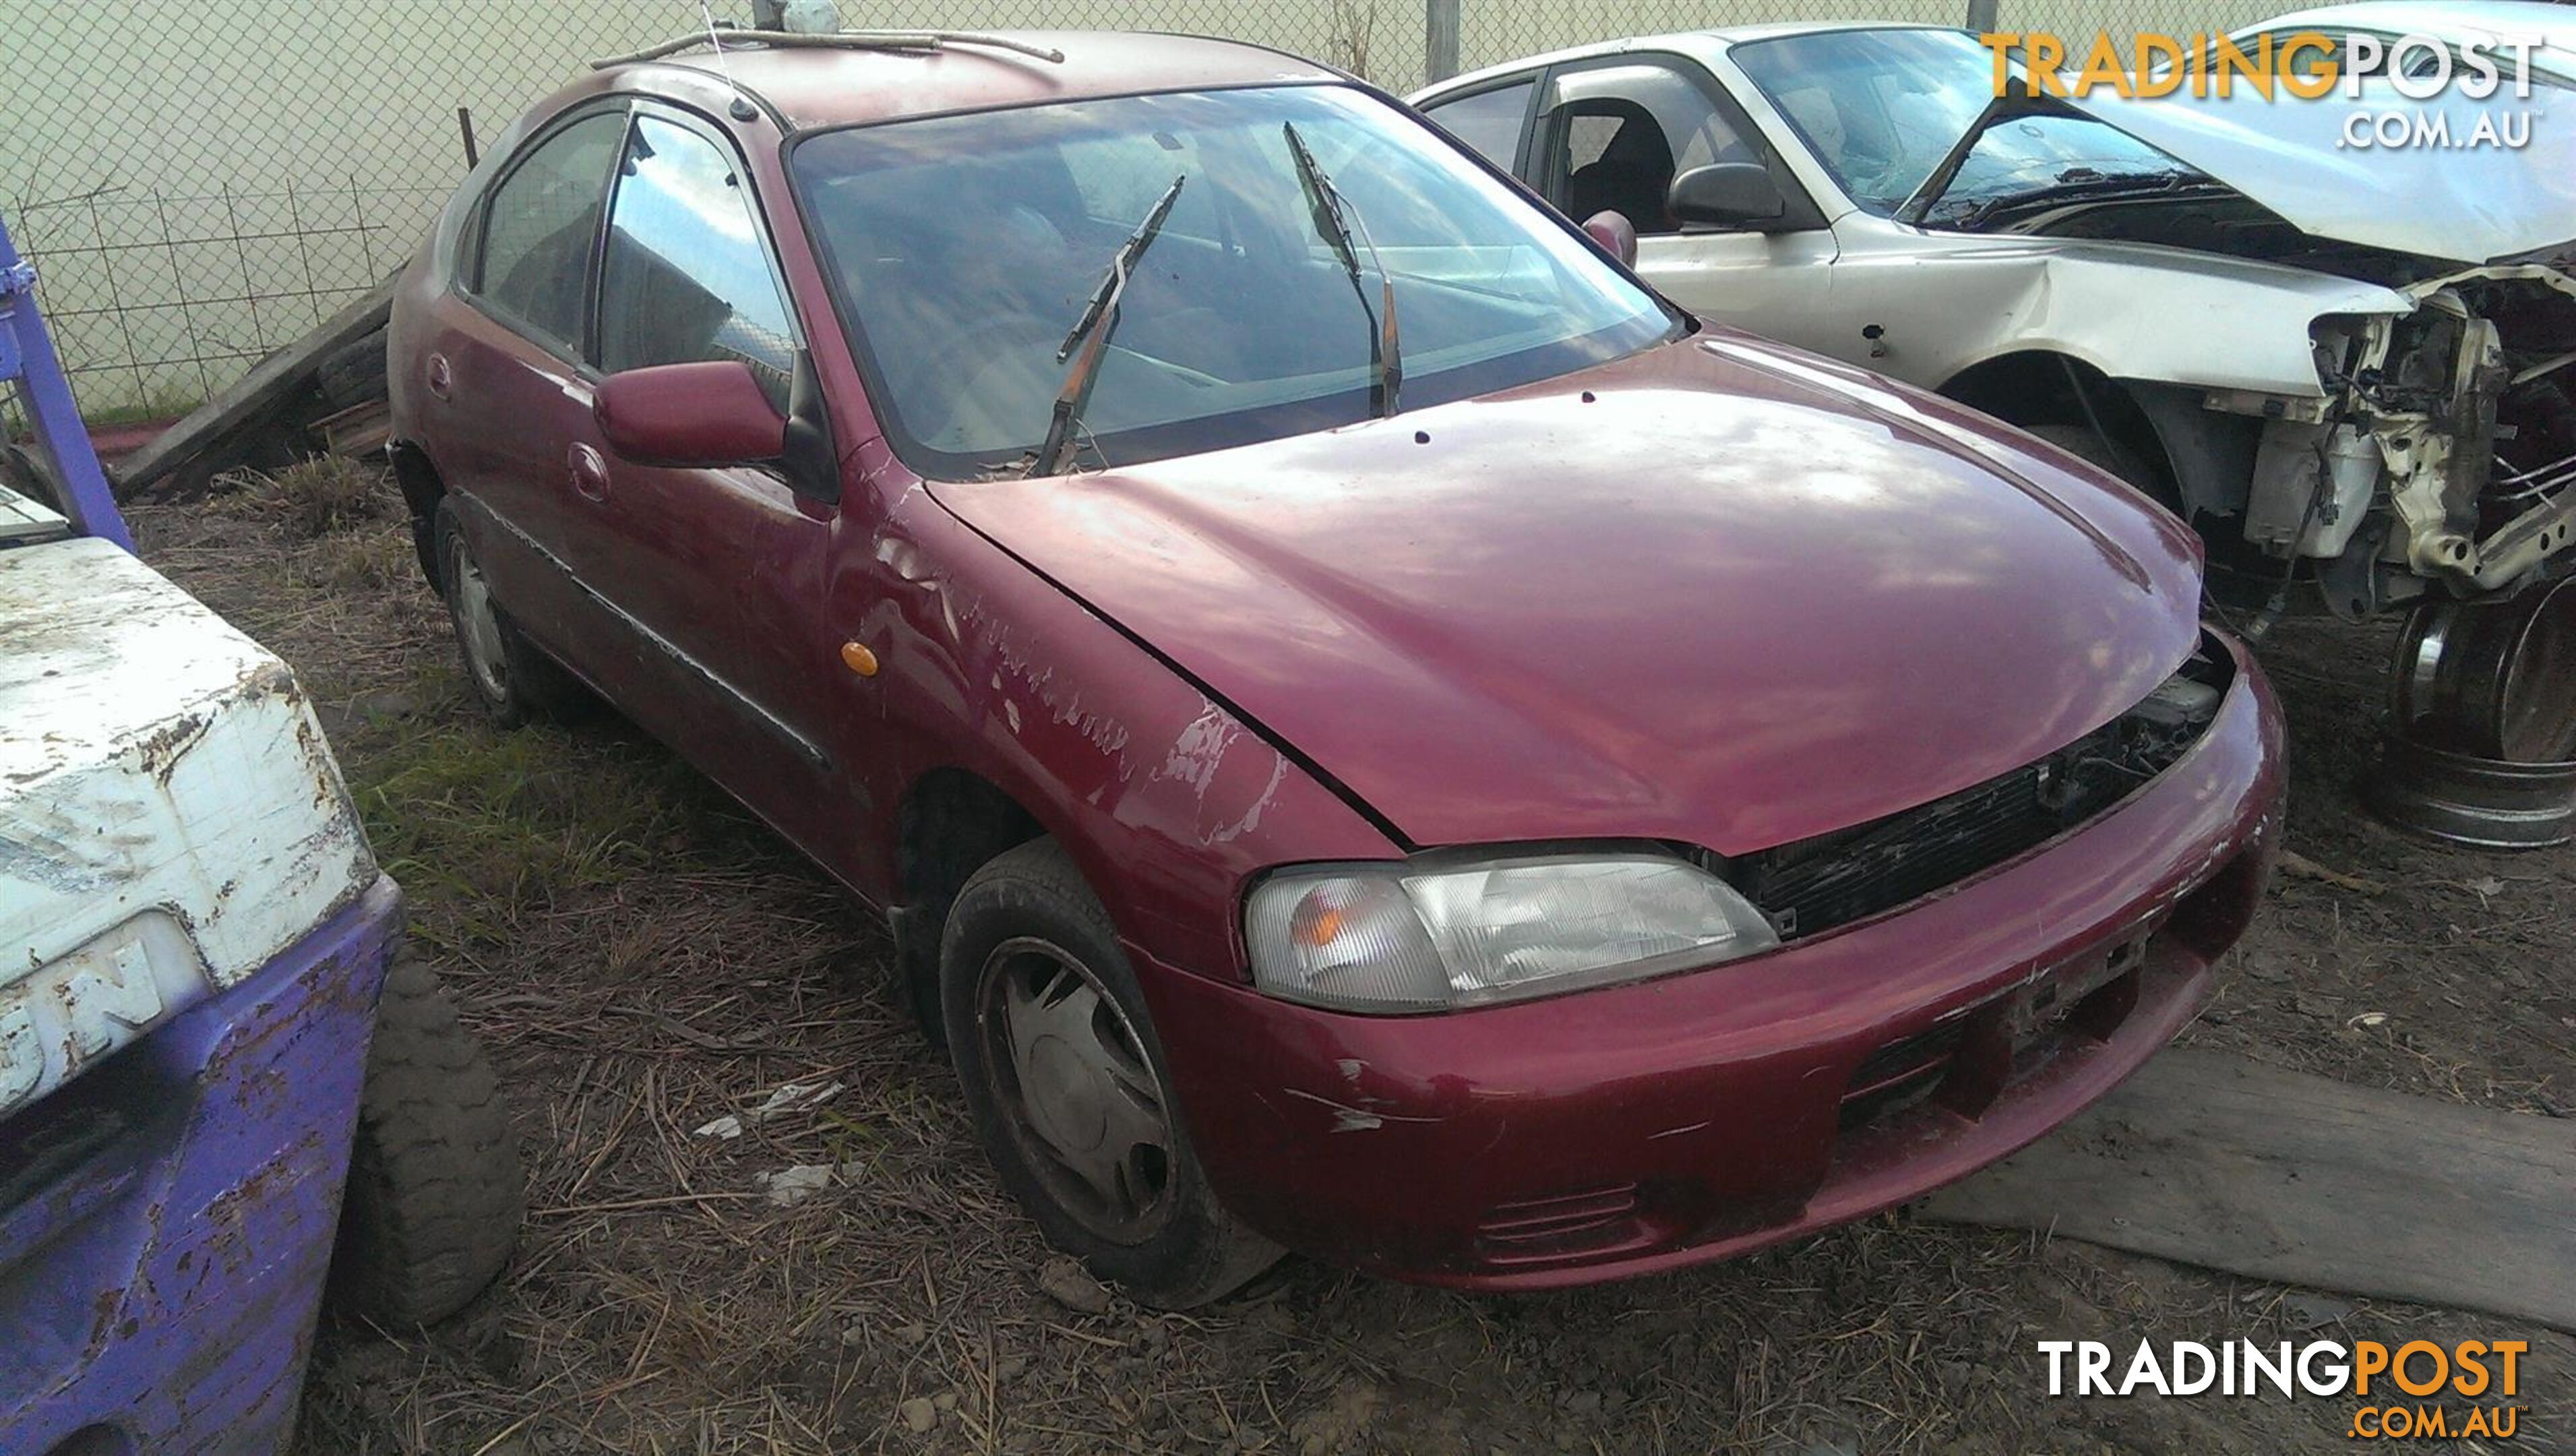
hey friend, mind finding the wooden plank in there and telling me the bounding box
[1918,1048,2576,1333]
[312,398,391,457]
[112,278,394,497]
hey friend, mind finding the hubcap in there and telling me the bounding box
[448,539,509,702]
[977,938,1174,1242]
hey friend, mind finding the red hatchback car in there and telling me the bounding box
[387,29,2283,1306]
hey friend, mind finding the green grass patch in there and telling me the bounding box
[347,709,712,941]
[78,394,202,430]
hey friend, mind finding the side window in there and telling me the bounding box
[1541,61,1757,236]
[1423,80,1535,168]
[1566,114,1623,171]
[476,111,625,348]
[596,114,799,402]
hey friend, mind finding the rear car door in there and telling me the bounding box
[429,104,632,679]
[576,104,848,856]
[1526,56,1839,350]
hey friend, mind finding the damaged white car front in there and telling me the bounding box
[2068,78,2576,623]
[2269,263,2576,616]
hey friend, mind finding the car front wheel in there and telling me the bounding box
[940,837,1281,1309]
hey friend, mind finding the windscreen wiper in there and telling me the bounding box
[1283,121,1401,419]
[1893,77,2091,228]
[1031,173,1186,477]
[1951,170,2222,231]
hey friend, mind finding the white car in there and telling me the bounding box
[2234,1,2576,90]
[1411,24,2576,632]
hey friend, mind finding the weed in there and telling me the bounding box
[228,455,394,538]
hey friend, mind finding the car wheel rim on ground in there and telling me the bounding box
[448,539,510,704]
[977,935,1175,1244]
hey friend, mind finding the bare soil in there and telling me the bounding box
[126,462,2573,1455]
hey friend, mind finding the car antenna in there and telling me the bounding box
[694,1,762,120]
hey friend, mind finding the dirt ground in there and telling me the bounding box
[129,462,2573,1455]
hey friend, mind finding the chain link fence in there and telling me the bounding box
[5,0,2271,418]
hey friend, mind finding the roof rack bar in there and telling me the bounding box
[590,28,1066,70]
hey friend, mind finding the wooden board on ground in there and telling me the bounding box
[113,278,393,498]
[312,398,391,458]
[1918,1048,2576,1333]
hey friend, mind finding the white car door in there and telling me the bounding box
[1528,55,1841,352]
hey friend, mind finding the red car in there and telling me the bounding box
[387,29,2283,1306]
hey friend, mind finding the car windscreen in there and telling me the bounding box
[791,83,1676,479]
[1731,28,2200,224]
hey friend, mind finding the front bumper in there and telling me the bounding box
[1138,644,2283,1289]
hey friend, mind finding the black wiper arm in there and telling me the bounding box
[1031,173,1186,477]
[1893,78,2090,227]
[1954,171,2219,230]
[1283,121,1401,419]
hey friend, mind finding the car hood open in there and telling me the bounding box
[2071,82,2576,264]
[929,335,2206,855]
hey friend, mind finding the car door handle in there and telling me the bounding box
[426,353,453,400]
[568,444,610,502]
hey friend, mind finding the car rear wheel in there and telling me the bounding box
[940,837,1281,1309]
[434,497,584,727]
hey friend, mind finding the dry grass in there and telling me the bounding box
[122,459,2574,1455]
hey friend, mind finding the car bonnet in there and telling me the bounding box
[926,334,2207,855]
[2067,79,2576,263]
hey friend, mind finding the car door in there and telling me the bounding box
[574,104,849,859]
[431,103,632,681]
[1525,55,1838,351]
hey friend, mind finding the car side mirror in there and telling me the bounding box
[1581,210,1638,268]
[1667,162,1786,231]
[594,359,787,468]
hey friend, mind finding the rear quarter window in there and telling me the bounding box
[1424,80,1535,167]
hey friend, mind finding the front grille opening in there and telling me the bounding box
[1725,640,2233,940]
[1839,1020,1966,1132]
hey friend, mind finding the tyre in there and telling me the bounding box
[329,950,523,1327]
[941,838,1281,1309]
[317,327,391,409]
[434,496,585,727]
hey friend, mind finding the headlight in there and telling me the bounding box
[1243,852,1778,1013]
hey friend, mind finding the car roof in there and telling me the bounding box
[2240,1,2576,42]
[2235,1,2576,78]
[1411,21,1956,98]
[621,30,1345,131]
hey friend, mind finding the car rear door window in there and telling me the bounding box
[476,111,625,350]
[595,113,799,402]
[1539,61,1757,235]
[1423,80,1536,167]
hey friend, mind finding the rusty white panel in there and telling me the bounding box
[0,537,377,1112]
